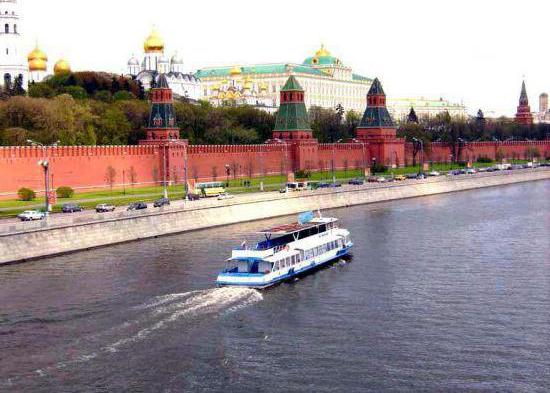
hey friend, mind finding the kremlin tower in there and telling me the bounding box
[272,75,313,141]
[515,80,533,126]
[356,78,404,167]
[0,0,27,87]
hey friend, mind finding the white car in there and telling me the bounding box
[376,177,386,183]
[466,168,476,174]
[217,193,235,200]
[17,210,46,221]
[428,171,441,176]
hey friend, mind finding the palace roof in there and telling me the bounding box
[196,63,371,83]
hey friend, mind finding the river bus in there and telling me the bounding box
[215,211,353,289]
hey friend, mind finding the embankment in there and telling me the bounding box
[1,169,549,265]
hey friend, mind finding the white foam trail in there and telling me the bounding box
[105,287,262,353]
[31,287,262,379]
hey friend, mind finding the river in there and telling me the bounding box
[1,181,549,392]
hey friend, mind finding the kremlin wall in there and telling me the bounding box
[0,75,549,199]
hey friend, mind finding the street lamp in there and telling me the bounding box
[352,138,367,179]
[273,138,288,186]
[412,137,424,175]
[332,139,343,184]
[27,139,59,214]
[162,144,168,199]
[225,164,231,187]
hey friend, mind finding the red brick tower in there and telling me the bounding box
[356,78,404,168]
[140,74,187,188]
[515,80,533,125]
[269,75,318,173]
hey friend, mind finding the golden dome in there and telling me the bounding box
[28,45,48,72]
[259,82,268,91]
[229,65,242,76]
[144,28,164,53]
[54,59,71,75]
[315,44,331,57]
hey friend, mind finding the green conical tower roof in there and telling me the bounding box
[281,75,303,91]
[274,75,311,132]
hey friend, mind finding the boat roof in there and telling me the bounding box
[259,217,336,236]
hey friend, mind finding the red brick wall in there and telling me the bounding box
[1,140,549,199]
[405,141,550,164]
[0,145,161,197]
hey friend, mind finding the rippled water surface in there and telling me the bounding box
[1,181,549,392]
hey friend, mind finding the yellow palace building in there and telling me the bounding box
[196,45,373,113]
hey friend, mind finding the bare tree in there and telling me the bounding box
[231,162,239,180]
[128,166,137,188]
[171,168,179,185]
[246,160,254,179]
[343,158,349,177]
[105,165,116,192]
[212,166,218,181]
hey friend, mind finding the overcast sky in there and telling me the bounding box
[21,0,549,116]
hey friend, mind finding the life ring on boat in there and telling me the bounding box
[284,245,290,251]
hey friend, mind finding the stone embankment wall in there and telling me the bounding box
[0,169,548,265]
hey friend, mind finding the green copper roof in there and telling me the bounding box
[274,77,311,132]
[359,106,395,129]
[281,75,303,91]
[303,55,341,66]
[195,64,325,79]
[352,73,372,83]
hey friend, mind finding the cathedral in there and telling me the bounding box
[126,28,202,101]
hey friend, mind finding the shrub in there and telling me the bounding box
[56,186,74,198]
[294,169,311,179]
[18,187,36,201]
[476,156,493,163]
[370,163,387,174]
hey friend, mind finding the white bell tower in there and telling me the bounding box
[0,0,27,88]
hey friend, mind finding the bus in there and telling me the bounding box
[195,182,226,197]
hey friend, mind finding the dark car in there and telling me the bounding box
[153,197,170,208]
[329,182,342,188]
[368,176,379,183]
[406,173,418,179]
[186,193,201,201]
[62,203,83,213]
[127,202,147,211]
[317,182,331,188]
[348,178,365,185]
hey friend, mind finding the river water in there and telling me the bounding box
[1,181,549,392]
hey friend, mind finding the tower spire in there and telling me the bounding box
[515,79,533,125]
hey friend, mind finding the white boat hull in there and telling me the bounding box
[216,242,353,289]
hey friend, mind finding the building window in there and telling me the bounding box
[4,24,8,34]
[13,24,16,34]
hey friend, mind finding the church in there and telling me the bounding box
[126,28,202,101]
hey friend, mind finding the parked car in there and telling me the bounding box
[329,182,342,188]
[466,168,476,174]
[317,182,331,188]
[127,202,147,211]
[416,173,426,180]
[153,197,170,208]
[368,176,379,183]
[477,167,489,172]
[394,175,407,181]
[406,173,418,179]
[62,203,83,213]
[187,193,201,201]
[428,170,441,176]
[376,176,386,183]
[218,193,235,200]
[511,164,523,170]
[17,210,46,221]
[348,178,364,185]
[95,204,115,213]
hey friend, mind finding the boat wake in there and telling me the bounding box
[30,287,262,378]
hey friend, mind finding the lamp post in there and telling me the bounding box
[273,138,288,187]
[412,137,424,175]
[225,164,230,187]
[27,139,59,214]
[184,147,189,200]
[162,144,168,199]
[352,138,366,178]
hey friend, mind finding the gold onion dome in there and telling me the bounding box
[229,65,242,76]
[54,59,71,75]
[144,28,164,53]
[315,44,331,57]
[28,45,48,71]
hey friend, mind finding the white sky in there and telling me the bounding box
[22,0,549,116]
